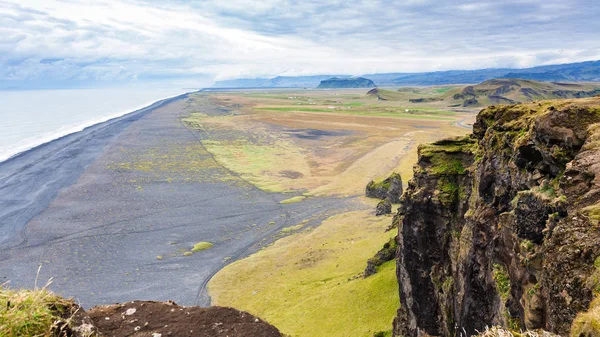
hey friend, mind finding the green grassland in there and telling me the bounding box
[209,210,398,337]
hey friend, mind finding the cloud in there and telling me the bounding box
[1,0,599,88]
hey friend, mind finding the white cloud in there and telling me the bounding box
[1,0,599,87]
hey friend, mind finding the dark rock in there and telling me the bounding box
[364,236,398,277]
[392,97,600,337]
[376,199,392,216]
[366,172,403,203]
[463,98,479,106]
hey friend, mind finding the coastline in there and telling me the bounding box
[0,91,193,164]
[0,91,350,308]
[0,92,192,247]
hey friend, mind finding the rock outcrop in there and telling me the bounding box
[376,199,392,216]
[393,97,600,337]
[366,172,403,203]
[317,77,376,88]
[365,236,398,277]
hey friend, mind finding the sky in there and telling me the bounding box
[1,0,600,89]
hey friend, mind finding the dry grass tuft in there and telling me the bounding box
[571,297,600,337]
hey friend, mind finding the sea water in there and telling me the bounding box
[0,88,190,162]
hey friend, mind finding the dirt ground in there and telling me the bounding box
[89,301,282,337]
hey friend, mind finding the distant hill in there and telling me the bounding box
[210,60,600,88]
[212,75,350,88]
[447,79,600,107]
[317,77,376,89]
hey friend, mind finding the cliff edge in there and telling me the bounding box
[393,97,600,337]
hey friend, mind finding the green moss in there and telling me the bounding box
[280,196,306,204]
[192,242,214,252]
[419,136,475,177]
[493,263,511,301]
[442,277,454,294]
[438,177,459,205]
[507,316,521,332]
[520,239,535,254]
[584,205,600,225]
[367,180,391,192]
[419,136,477,158]
[431,158,466,175]
[374,330,393,337]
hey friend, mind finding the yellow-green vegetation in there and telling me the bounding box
[279,196,306,204]
[192,241,214,252]
[0,286,77,337]
[254,106,456,120]
[419,136,476,176]
[280,223,307,234]
[200,138,311,193]
[209,210,399,337]
[107,144,221,179]
[183,251,193,256]
[493,263,511,301]
[182,90,470,196]
[584,205,600,225]
[373,330,393,337]
[571,297,600,337]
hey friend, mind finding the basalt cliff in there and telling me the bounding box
[393,97,600,337]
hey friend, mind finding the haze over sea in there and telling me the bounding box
[0,88,188,162]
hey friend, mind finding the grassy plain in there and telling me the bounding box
[184,88,473,196]
[209,210,398,337]
[190,87,475,336]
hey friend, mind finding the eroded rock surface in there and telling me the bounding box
[366,172,403,203]
[393,98,600,337]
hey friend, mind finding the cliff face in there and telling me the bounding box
[393,98,600,337]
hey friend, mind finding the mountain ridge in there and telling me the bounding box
[212,60,600,88]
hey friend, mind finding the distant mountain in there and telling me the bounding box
[212,75,350,88]
[210,60,600,89]
[360,73,410,86]
[500,60,600,82]
[317,77,376,89]
[392,61,600,86]
[391,69,513,86]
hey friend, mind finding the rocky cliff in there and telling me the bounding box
[393,97,600,337]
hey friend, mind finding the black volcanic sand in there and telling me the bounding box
[0,94,355,307]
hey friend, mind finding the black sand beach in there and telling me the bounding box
[0,94,351,307]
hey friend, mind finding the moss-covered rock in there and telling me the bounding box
[364,236,398,277]
[366,172,403,203]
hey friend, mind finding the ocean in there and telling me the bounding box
[0,88,190,162]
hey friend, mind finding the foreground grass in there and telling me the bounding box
[0,285,74,337]
[209,209,398,337]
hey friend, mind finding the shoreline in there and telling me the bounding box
[0,91,194,164]
[0,92,192,248]
[0,91,351,307]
